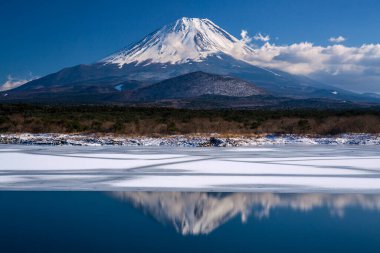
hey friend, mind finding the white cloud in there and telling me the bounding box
[238,37,380,92]
[329,36,346,43]
[0,75,37,91]
[240,30,252,43]
[253,33,270,42]
[247,42,380,75]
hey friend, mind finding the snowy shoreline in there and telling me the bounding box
[1,133,380,146]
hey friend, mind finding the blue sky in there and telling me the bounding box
[1,0,380,92]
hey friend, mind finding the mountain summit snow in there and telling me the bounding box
[102,17,254,66]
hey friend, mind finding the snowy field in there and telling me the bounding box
[1,144,380,192]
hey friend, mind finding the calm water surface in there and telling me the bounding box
[1,192,380,253]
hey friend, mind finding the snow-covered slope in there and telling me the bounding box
[102,17,254,66]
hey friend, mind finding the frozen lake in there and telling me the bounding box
[1,144,380,192]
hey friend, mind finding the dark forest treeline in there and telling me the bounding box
[1,104,380,135]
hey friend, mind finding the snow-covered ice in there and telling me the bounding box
[1,144,380,192]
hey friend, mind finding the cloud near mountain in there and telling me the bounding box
[329,36,346,43]
[0,75,37,91]
[240,31,380,93]
[253,32,270,42]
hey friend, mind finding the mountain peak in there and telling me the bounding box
[173,17,214,28]
[101,17,253,67]
[175,17,209,23]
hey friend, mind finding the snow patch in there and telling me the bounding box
[114,84,124,91]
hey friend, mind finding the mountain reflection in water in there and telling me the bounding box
[110,192,380,235]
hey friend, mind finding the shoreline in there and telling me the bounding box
[1,133,380,146]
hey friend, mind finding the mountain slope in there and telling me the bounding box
[131,71,264,101]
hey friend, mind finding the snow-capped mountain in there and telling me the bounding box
[1,17,378,106]
[102,17,253,66]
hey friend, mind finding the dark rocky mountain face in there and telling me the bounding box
[130,71,265,101]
